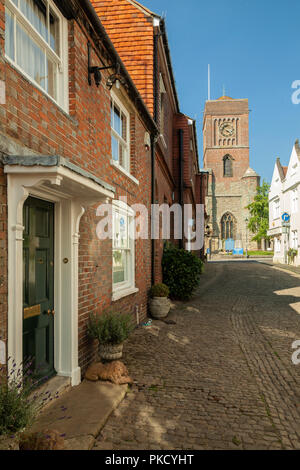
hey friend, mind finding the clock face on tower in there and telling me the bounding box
[219,122,235,137]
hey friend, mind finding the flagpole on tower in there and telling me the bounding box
[208,64,211,101]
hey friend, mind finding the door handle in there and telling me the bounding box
[51,310,55,316]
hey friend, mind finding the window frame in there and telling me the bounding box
[273,199,280,220]
[221,212,235,240]
[223,155,233,177]
[291,230,298,250]
[5,0,69,112]
[110,92,130,174]
[291,188,298,214]
[112,200,137,300]
[275,237,281,253]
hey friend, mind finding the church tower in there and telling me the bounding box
[203,96,260,253]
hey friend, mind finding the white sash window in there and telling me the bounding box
[111,95,130,172]
[5,0,68,111]
[112,201,137,301]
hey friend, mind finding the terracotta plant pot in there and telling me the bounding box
[99,343,123,361]
[150,297,171,319]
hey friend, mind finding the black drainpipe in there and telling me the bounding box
[152,30,159,285]
[153,31,159,123]
[151,134,156,286]
[178,129,184,249]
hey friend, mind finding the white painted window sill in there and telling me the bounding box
[110,160,139,185]
[112,286,139,302]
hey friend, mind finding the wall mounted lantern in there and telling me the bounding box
[106,62,127,90]
[88,42,123,89]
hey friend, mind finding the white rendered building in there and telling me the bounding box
[268,140,300,266]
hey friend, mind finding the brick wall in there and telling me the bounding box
[0,0,7,377]
[0,163,7,377]
[0,1,152,377]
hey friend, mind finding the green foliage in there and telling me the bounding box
[150,283,170,298]
[246,180,270,242]
[87,310,134,345]
[0,360,48,436]
[287,248,298,264]
[162,243,203,300]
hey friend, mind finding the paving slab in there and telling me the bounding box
[29,380,127,449]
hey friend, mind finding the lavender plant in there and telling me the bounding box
[0,357,57,437]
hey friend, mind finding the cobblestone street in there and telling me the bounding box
[94,261,300,450]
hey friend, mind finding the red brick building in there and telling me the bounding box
[92,0,204,280]
[0,0,158,384]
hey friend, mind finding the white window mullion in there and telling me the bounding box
[47,2,50,45]
[13,9,17,63]
[44,47,47,94]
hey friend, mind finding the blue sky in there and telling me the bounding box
[141,0,300,183]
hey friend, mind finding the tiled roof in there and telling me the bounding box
[129,0,157,17]
[295,139,300,159]
[91,0,155,115]
[276,158,287,181]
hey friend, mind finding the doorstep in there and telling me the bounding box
[28,380,128,450]
[30,376,72,412]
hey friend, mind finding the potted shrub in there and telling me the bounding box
[162,243,204,300]
[87,310,134,361]
[149,283,171,319]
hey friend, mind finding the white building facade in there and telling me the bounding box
[268,140,300,266]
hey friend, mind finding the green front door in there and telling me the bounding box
[23,197,55,383]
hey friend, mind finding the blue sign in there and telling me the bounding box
[282,213,290,223]
[233,248,244,255]
[225,238,235,252]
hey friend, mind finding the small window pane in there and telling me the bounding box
[16,21,46,91]
[113,104,121,136]
[119,215,128,248]
[50,8,60,55]
[5,8,14,60]
[113,250,126,284]
[46,57,57,99]
[20,0,47,42]
[112,135,119,162]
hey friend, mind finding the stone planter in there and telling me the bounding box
[149,297,171,319]
[99,343,123,361]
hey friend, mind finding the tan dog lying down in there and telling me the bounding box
[85,361,133,385]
